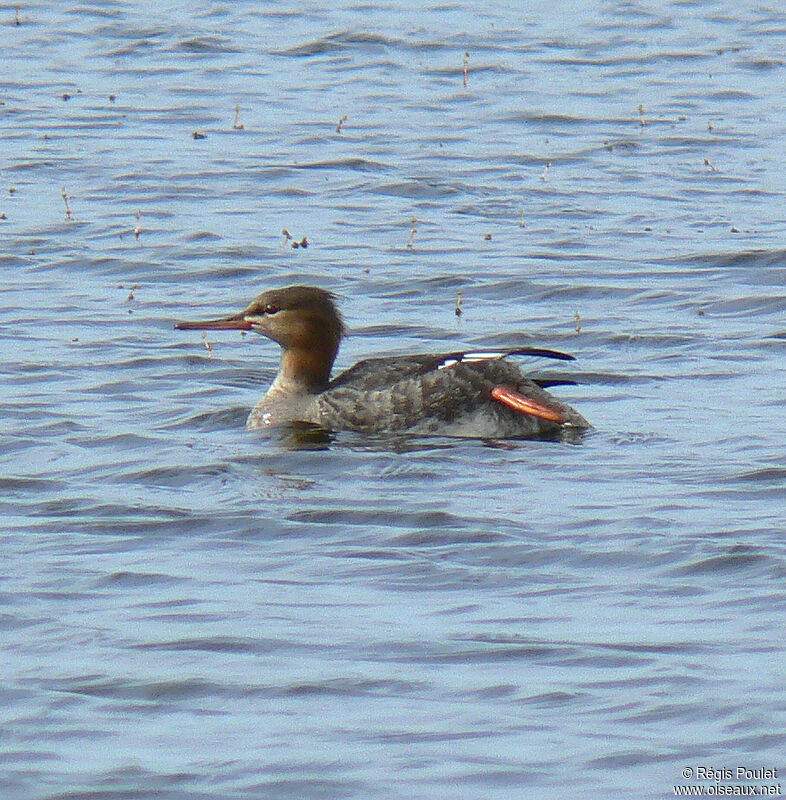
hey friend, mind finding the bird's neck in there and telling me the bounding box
[274,343,337,395]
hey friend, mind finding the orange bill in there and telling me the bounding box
[491,386,565,424]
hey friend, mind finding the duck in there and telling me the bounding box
[175,285,589,438]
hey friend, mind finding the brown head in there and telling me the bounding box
[175,286,345,392]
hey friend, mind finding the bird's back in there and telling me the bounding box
[313,352,588,437]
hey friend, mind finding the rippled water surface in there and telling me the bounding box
[2,2,786,798]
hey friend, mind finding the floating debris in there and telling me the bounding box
[483,233,492,241]
[192,131,207,140]
[61,187,73,220]
[202,331,213,357]
[638,103,647,127]
[406,218,417,248]
[282,229,308,249]
[336,115,348,133]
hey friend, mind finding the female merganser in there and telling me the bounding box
[175,285,590,438]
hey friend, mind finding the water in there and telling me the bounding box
[2,1,785,798]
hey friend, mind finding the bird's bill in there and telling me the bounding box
[174,313,252,331]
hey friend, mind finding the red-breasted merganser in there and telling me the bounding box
[175,286,590,438]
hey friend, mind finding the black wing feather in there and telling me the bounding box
[329,348,576,392]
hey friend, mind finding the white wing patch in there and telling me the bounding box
[460,351,507,362]
[437,351,506,370]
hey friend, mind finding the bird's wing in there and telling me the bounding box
[318,358,578,432]
[328,347,575,392]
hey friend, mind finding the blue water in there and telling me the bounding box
[2,2,785,798]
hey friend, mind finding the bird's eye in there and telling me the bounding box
[263,304,280,315]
